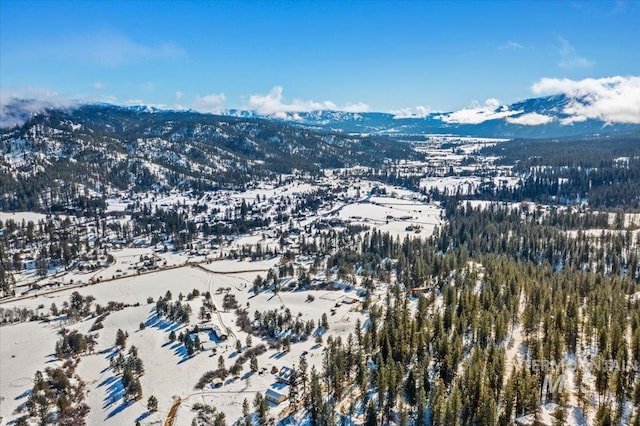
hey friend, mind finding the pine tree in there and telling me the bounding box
[404,368,417,407]
[430,380,446,426]
[415,387,427,426]
[242,398,250,421]
[288,367,299,405]
[115,329,127,349]
[306,368,323,426]
[595,404,613,426]
[185,338,195,357]
[147,395,158,412]
[299,355,309,396]
[364,401,377,426]
[253,392,268,426]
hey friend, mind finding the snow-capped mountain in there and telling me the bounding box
[251,94,639,138]
[0,94,637,210]
[3,93,638,137]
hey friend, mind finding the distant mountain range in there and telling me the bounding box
[1,94,638,210]
[226,94,639,138]
[2,94,639,138]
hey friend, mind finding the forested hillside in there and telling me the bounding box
[0,105,415,211]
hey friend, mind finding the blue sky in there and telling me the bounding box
[1,0,639,114]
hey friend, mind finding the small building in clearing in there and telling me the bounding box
[212,325,228,341]
[276,366,297,385]
[265,387,288,405]
[196,323,228,341]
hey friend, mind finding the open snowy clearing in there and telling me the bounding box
[0,211,51,224]
[419,176,519,196]
[1,263,363,425]
[338,196,442,239]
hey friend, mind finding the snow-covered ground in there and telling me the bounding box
[338,196,442,239]
[0,263,363,425]
[0,211,50,224]
[419,176,519,196]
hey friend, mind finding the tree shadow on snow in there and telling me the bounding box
[98,375,118,389]
[102,376,124,410]
[13,401,29,416]
[14,389,31,400]
[136,411,152,423]
[169,343,194,365]
[572,407,588,426]
[269,351,287,360]
[270,382,287,390]
[145,310,181,332]
[105,351,120,361]
[105,399,134,420]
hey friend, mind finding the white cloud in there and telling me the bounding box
[173,91,186,110]
[609,0,630,15]
[247,86,369,116]
[100,95,118,104]
[123,99,145,106]
[438,98,522,124]
[558,36,593,69]
[340,102,371,113]
[498,40,525,50]
[0,87,79,128]
[192,93,227,113]
[84,32,186,66]
[506,112,554,126]
[29,30,187,67]
[93,82,105,90]
[391,106,431,119]
[532,76,640,124]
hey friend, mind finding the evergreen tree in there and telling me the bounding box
[147,395,158,412]
[115,329,128,349]
[250,355,258,373]
[364,401,377,426]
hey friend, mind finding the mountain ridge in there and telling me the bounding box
[3,94,638,138]
[0,103,416,210]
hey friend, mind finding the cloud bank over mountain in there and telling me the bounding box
[506,112,554,126]
[1,77,638,131]
[532,76,640,124]
[392,106,432,119]
[247,86,369,119]
[434,76,639,126]
[438,99,521,125]
[0,88,79,128]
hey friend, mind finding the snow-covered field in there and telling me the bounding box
[419,175,519,196]
[1,263,363,425]
[338,196,442,239]
[0,211,50,224]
